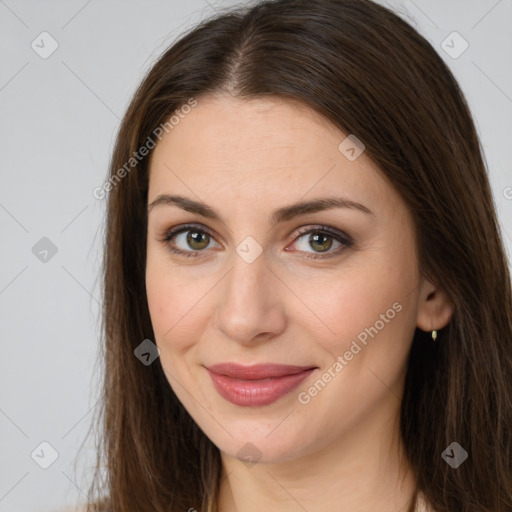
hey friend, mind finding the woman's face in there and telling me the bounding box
[146,94,428,464]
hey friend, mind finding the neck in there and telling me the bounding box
[216,401,416,512]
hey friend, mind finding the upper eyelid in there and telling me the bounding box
[160,222,352,247]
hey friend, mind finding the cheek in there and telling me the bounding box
[145,250,214,355]
[146,257,172,339]
[291,249,419,360]
[145,246,172,334]
[309,280,391,336]
[289,261,418,435]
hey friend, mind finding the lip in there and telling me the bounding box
[206,363,317,407]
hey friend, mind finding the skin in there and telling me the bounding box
[145,94,453,512]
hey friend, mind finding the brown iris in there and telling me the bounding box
[309,233,333,252]
[186,230,210,250]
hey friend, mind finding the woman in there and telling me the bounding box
[85,0,512,510]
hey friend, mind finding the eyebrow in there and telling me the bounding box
[147,194,374,224]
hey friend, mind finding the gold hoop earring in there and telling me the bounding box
[432,330,438,341]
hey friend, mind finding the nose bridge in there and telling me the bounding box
[215,247,285,344]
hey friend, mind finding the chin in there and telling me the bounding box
[193,407,325,465]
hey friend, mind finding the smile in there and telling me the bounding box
[205,363,317,406]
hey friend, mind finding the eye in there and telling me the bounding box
[157,224,220,258]
[288,226,353,259]
[157,223,353,260]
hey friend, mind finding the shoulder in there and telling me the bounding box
[416,491,435,512]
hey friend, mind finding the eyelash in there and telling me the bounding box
[156,223,354,260]
[157,224,354,259]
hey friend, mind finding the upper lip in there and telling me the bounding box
[206,363,317,380]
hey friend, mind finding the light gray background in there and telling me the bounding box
[1,1,511,510]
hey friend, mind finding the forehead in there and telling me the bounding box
[148,94,392,212]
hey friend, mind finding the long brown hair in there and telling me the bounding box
[85,0,512,510]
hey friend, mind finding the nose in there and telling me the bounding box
[214,250,287,347]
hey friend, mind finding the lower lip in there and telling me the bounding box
[207,368,315,407]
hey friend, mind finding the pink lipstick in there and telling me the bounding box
[206,363,316,407]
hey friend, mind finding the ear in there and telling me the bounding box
[416,277,454,333]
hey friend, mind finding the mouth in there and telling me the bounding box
[205,363,317,407]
